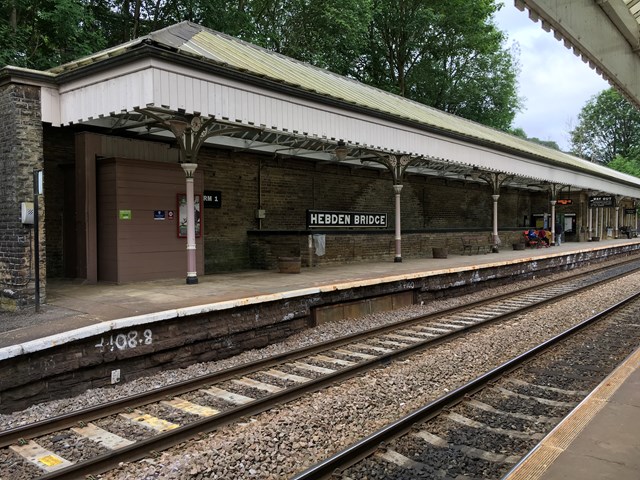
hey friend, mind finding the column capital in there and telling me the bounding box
[181,162,198,178]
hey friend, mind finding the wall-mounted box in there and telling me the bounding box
[21,202,34,225]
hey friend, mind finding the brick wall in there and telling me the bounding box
[42,126,74,278]
[39,131,553,278]
[0,84,44,311]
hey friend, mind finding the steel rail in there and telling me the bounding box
[3,257,637,448]
[290,291,640,480]
[3,259,640,479]
[24,265,640,479]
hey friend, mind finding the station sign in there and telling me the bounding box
[203,190,222,208]
[588,195,613,207]
[306,210,387,228]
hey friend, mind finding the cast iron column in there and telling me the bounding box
[480,172,509,251]
[393,184,403,262]
[182,163,198,284]
[491,194,500,249]
[550,200,557,246]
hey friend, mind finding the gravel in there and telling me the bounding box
[1,259,639,480]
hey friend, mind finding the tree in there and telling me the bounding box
[244,0,370,77]
[0,0,520,136]
[358,0,521,131]
[0,0,106,69]
[570,88,640,164]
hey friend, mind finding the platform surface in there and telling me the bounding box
[504,345,640,480]
[0,239,637,351]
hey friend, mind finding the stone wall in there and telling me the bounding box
[248,229,526,269]
[0,83,44,311]
[197,146,547,271]
[38,130,559,278]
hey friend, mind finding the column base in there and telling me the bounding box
[186,276,199,285]
[394,257,402,263]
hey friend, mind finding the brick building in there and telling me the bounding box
[2,22,640,311]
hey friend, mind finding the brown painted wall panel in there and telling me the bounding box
[97,160,118,283]
[96,158,203,283]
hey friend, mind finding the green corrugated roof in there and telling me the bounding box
[48,21,638,186]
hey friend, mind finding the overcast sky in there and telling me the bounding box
[493,2,609,151]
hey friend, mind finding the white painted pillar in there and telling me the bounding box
[393,184,403,262]
[492,194,500,249]
[550,200,557,246]
[181,163,198,284]
[615,206,620,238]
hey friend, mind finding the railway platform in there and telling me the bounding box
[1,238,637,350]
[1,238,639,413]
[503,345,640,480]
[0,239,640,352]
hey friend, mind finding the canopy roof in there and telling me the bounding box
[4,21,640,197]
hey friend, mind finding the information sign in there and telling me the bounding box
[307,210,387,228]
[588,195,613,207]
[203,190,222,208]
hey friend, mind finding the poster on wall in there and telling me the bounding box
[177,194,202,238]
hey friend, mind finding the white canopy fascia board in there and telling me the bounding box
[53,58,640,198]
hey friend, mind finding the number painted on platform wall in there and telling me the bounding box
[95,329,153,352]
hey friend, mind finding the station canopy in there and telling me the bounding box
[9,20,640,199]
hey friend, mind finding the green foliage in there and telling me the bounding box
[359,0,520,131]
[527,137,560,150]
[0,0,106,69]
[607,146,640,177]
[247,0,371,76]
[509,127,527,139]
[570,88,640,164]
[507,127,560,151]
[0,0,520,135]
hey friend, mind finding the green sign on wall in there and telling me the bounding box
[119,210,132,220]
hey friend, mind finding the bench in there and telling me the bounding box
[620,226,637,239]
[461,235,493,255]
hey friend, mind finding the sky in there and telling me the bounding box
[493,2,609,151]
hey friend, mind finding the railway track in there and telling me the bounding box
[2,259,640,479]
[292,292,640,479]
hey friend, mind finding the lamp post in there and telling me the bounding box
[181,163,198,284]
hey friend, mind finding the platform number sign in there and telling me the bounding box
[204,190,222,208]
